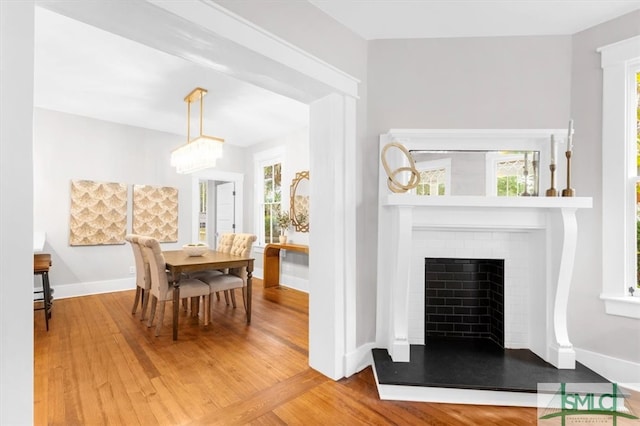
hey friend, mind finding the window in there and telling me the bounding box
[254,147,285,246]
[415,159,450,196]
[599,35,640,318]
[262,162,282,244]
[198,181,207,242]
[485,152,538,197]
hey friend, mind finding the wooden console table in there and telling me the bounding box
[263,243,309,288]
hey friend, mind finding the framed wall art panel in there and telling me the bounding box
[132,184,178,242]
[69,180,127,246]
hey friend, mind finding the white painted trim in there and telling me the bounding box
[149,0,360,98]
[575,347,640,391]
[279,274,309,293]
[372,365,540,406]
[50,278,135,299]
[600,35,640,319]
[600,294,640,319]
[344,343,375,377]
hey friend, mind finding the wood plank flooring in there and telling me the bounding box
[35,281,556,424]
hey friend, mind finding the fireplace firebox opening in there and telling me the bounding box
[425,258,504,347]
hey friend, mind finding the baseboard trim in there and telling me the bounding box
[251,268,309,293]
[50,278,135,299]
[344,343,375,377]
[575,347,640,391]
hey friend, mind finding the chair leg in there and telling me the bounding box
[203,296,209,326]
[223,290,230,306]
[155,301,166,337]
[147,297,157,328]
[216,292,221,301]
[229,289,237,308]
[190,297,199,317]
[140,289,149,321]
[132,287,142,314]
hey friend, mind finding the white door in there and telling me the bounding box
[215,182,236,249]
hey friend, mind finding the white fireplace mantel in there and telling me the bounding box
[377,195,591,369]
[376,129,592,372]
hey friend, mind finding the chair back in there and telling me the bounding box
[140,237,169,299]
[217,233,235,253]
[229,233,256,257]
[126,234,146,290]
[229,234,257,282]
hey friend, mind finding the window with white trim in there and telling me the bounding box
[599,35,640,318]
[254,147,285,246]
[415,158,451,196]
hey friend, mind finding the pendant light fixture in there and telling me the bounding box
[170,87,224,173]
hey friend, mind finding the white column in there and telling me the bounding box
[1,1,35,423]
[308,93,356,379]
[389,206,414,362]
[549,207,578,368]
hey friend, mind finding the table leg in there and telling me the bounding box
[173,281,180,340]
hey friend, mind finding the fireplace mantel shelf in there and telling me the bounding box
[383,195,592,209]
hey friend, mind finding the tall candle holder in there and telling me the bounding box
[562,150,575,197]
[546,164,558,197]
[521,152,531,197]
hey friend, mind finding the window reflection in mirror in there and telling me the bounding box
[410,150,540,196]
[290,171,309,232]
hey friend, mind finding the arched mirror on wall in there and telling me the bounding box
[290,171,309,233]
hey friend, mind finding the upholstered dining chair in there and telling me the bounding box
[125,234,151,320]
[199,233,256,316]
[189,233,235,303]
[141,237,211,336]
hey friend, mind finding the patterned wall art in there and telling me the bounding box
[69,180,128,246]
[132,185,179,242]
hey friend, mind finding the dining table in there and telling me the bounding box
[163,249,255,340]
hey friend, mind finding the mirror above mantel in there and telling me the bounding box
[380,129,572,198]
[290,171,309,232]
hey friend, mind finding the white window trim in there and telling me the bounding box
[254,146,286,248]
[415,158,451,196]
[599,35,640,319]
[485,152,535,196]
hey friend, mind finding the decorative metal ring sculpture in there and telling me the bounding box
[381,142,420,193]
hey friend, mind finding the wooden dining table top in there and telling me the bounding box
[163,249,254,275]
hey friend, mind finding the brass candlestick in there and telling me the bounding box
[546,164,558,197]
[562,150,575,197]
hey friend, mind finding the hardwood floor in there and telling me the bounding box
[35,280,547,425]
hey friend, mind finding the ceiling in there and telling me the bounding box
[34,7,310,148]
[310,0,640,40]
[34,2,640,147]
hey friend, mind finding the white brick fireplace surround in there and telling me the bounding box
[376,130,593,371]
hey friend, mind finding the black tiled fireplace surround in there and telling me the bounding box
[425,258,504,347]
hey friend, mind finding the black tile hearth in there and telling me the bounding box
[372,340,608,393]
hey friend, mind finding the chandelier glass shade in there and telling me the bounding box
[171,87,224,174]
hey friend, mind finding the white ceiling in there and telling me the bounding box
[310,0,640,40]
[34,7,309,148]
[34,2,640,146]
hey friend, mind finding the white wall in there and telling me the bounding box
[245,126,310,291]
[569,11,640,364]
[0,2,35,423]
[33,108,195,293]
